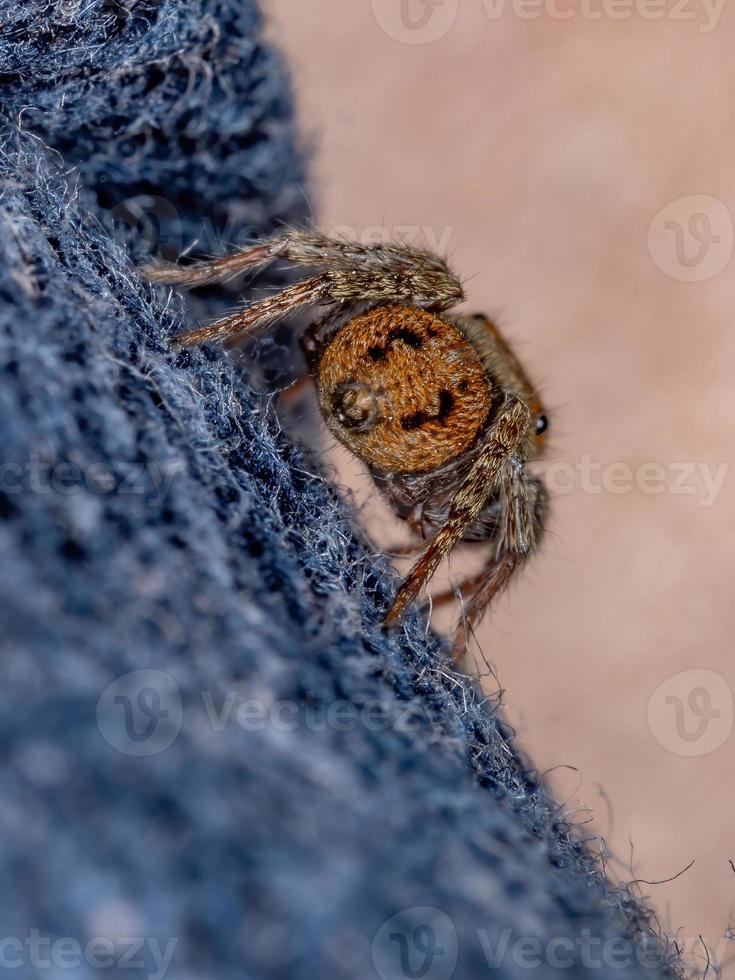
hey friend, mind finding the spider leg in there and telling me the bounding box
[450,554,521,658]
[142,240,284,288]
[423,573,486,611]
[142,230,365,287]
[169,275,332,349]
[276,373,312,409]
[383,395,531,627]
[142,230,366,288]
[318,237,464,311]
[144,231,465,349]
[143,229,463,309]
[451,469,547,656]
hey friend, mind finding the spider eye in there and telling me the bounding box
[535,414,549,436]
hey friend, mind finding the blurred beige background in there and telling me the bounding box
[267,0,735,968]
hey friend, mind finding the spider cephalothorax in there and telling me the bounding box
[143,231,549,654]
[311,305,493,473]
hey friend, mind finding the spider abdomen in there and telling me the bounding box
[314,305,492,474]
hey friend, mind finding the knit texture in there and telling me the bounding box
[0,2,682,978]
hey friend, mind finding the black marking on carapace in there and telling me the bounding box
[365,327,423,364]
[400,389,455,431]
[388,327,422,350]
[437,389,454,421]
[458,379,469,392]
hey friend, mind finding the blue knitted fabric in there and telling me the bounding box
[0,2,681,979]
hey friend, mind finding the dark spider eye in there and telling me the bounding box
[535,414,549,436]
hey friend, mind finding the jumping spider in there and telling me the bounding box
[143,231,549,653]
